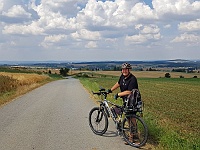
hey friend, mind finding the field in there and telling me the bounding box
[93,70,200,78]
[1,69,199,149]
[76,71,200,150]
[0,72,52,106]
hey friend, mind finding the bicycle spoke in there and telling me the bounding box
[122,115,148,148]
[89,107,108,135]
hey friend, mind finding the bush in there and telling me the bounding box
[59,68,69,77]
[165,73,171,78]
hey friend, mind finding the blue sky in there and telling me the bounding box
[0,0,200,61]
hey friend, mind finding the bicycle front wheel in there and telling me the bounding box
[122,114,148,148]
[89,107,108,135]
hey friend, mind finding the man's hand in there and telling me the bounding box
[114,93,119,100]
[107,89,112,93]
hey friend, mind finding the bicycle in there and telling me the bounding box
[88,87,148,148]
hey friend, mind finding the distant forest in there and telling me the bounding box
[0,60,200,73]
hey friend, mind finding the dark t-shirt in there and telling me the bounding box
[118,73,138,99]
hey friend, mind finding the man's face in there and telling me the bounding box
[122,68,130,77]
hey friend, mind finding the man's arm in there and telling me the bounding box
[111,82,120,91]
[118,90,131,97]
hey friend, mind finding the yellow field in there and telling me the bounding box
[0,72,50,106]
[0,72,49,84]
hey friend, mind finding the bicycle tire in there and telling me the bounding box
[89,107,108,135]
[122,114,148,148]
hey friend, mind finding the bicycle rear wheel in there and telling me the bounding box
[122,114,148,148]
[89,107,108,135]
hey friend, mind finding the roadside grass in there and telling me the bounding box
[76,73,200,150]
[0,72,62,106]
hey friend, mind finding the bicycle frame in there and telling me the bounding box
[98,99,119,123]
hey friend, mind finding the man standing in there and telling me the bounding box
[108,62,139,144]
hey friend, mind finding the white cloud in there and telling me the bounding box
[125,24,161,44]
[125,34,148,44]
[2,22,44,35]
[152,0,200,18]
[44,34,67,43]
[71,29,101,41]
[1,0,200,61]
[41,34,67,48]
[31,2,69,30]
[164,24,171,28]
[0,0,3,12]
[2,1,79,35]
[85,41,97,48]
[2,5,31,18]
[76,0,155,29]
[130,2,157,20]
[140,24,160,34]
[178,19,200,32]
[171,33,200,46]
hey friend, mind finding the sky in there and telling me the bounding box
[0,0,200,62]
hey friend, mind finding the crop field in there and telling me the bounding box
[95,70,200,78]
[77,72,200,150]
[0,72,51,106]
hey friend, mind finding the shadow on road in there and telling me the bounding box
[101,130,118,137]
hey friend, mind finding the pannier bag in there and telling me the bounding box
[125,89,143,112]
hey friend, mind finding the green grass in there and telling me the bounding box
[76,74,200,150]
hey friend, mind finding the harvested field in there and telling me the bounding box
[0,72,50,106]
[93,71,200,78]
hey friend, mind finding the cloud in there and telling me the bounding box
[152,0,200,20]
[2,5,31,18]
[0,0,3,12]
[130,2,157,20]
[71,29,101,41]
[2,1,78,35]
[77,0,155,29]
[85,41,97,48]
[178,19,200,32]
[164,24,171,28]
[0,0,200,61]
[44,34,67,43]
[171,33,200,46]
[41,34,67,48]
[125,24,161,44]
[2,22,44,35]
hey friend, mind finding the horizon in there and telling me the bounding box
[0,58,200,65]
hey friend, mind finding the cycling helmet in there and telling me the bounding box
[121,62,132,69]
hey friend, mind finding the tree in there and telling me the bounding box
[59,68,69,77]
[165,73,171,78]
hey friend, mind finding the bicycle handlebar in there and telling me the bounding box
[92,87,109,96]
[92,91,109,95]
[92,88,122,108]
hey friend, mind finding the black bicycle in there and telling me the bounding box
[89,88,148,148]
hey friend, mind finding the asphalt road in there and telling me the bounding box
[0,77,137,150]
